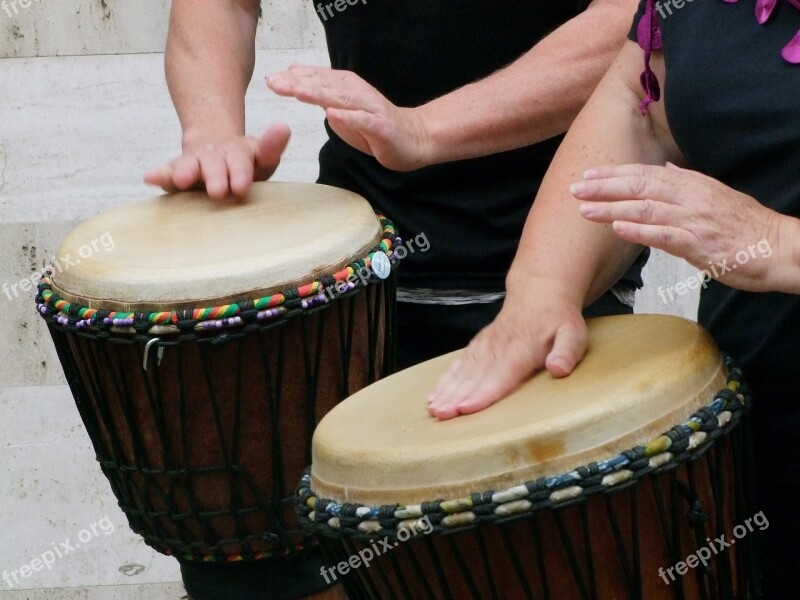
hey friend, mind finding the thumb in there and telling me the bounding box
[545,320,588,378]
[326,108,380,135]
[325,108,376,157]
[143,165,172,188]
[254,123,291,180]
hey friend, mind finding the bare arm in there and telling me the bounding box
[267,0,641,171]
[145,0,290,198]
[428,41,682,419]
[418,0,644,163]
[506,41,681,306]
[431,38,800,420]
[165,0,259,148]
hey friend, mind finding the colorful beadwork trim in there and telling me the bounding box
[298,357,749,538]
[162,541,307,564]
[36,215,399,338]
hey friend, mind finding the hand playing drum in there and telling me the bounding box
[299,315,759,600]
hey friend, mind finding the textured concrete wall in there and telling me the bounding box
[0,1,323,58]
[0,3,697,598]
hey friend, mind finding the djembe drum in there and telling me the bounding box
[299,315,760,600]
[36,182,399,598]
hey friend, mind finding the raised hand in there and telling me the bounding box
[267,65,431,171]
[573,163,791,292]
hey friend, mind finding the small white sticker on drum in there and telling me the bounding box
[372,252,392,280]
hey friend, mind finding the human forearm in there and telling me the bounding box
[416,0,639,164]
[425,48,664,419]
[428,43,682,418]
[146,0,289,198]
[506,42,682,306]
[165,0,260,148]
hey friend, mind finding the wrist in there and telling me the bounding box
[181,123,244,152]
[411,103,443,169]
[771,215,800,294]
[505,270,585,310]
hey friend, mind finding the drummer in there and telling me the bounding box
[145,2,642,597]
[145,0,645,374]
[429,2,800,596]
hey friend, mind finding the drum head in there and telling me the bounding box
[311,314,727,506]
[50,182,382,311]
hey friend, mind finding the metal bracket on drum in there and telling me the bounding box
[143,338,165,371]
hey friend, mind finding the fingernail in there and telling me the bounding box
[578,203,595,217]
[570,182,587,197]
[549,357,569,373]
[582,169,599,179]
[612,221,628,235]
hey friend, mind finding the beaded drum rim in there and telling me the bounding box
[35,215,399,340]
[297,357,749,539]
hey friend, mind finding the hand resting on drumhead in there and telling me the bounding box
[144,125,291,199]
[427,279,589,420]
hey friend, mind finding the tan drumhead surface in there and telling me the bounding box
[311,314,727,506]
[51,182,382,311]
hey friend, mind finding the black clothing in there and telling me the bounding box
[180,551,329,600]
[315,0,643,291]
[630,2,800,596]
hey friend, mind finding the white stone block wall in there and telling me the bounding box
[0,2,697,598]
[0,1,323,58]
[1,3,328,598]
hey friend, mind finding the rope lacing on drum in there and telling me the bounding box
[298,361,758,599]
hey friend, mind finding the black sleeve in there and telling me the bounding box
[628,0,648,42]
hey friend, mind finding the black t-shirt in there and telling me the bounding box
[314,0,595,290]
[628,2,800,431]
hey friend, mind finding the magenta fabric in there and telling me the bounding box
[636,0,800,114]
